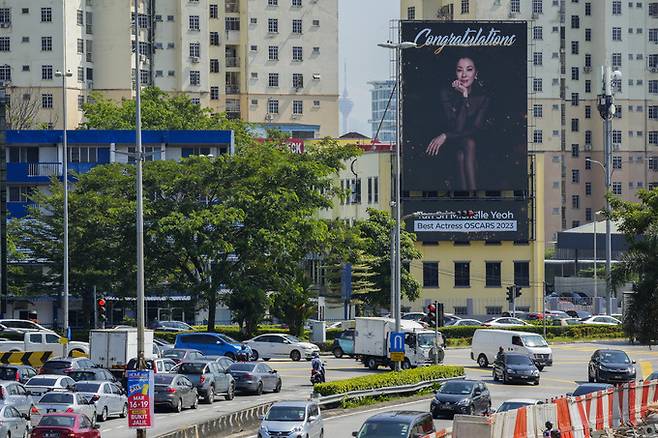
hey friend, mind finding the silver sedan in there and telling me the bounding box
[74,381,128,422]
[33,392,97,426]
[0,405,29,438]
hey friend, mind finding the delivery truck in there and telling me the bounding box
[353,317,444,370]
[89,329,154,375]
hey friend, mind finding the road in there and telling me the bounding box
[98,341,658,438]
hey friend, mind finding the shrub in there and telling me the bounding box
[438,324,623,340]
[313,365,464,396]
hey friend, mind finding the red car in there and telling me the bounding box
[31,413,100,438]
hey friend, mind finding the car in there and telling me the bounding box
[332,329,355,358]
[430,379,491,418]
[646,372,658,381]
[175,360,235,403]
[326,321,348,330]
[30,413,100,438]
[0,381,35,418]
[153,374,198,412]
[401,312,426,322]
[501,311,530,320]
[581,315,622,325]
[551,318,583,327]
[214,356,234,370]
[25,375,77,397]
[125,357,178,373]
[566,310,592,319]
[588,349,636,383]
[161,348,205,364]
[151,321,194,332]
[39,358,96,376]
[353,411,436,438]
[73,381,127,422]
[569,383,614,397]
[174,333,251,360]
[492,353,540,385]
[0,319,52,333]
[471,329,552,370]
[258,401,323,438]
[447,319,482,327]
[544,310,571,320]
[245,334,320,362]
[227,362,282,395]
[153,337,174,350]
[65,368,118,383]
[33,392,97,426]
[0,405,29,438]
[0,364,37,384]
[482,317,530,327]
[443,314,461,325]
[494,399,543,413]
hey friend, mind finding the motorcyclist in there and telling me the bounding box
[496,346,505,362]
[311,351,325,383]
[543,421,561,438]
[237,344,250,362]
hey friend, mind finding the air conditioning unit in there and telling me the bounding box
[190,56,200,63]
[583,66,591,73]
[0,22,10,28]
[312,73,321,80]
[584,143,592,151]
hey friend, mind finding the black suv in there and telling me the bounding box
[492,353,540,385]
[0,365,37,384]
[66,368,118,383]
[353,411,435,438]
[588,349,636,383]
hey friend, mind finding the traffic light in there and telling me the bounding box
[97,298,107,323]
[515,285,522,298]
[506,286,514,303]
[426,303,436,326]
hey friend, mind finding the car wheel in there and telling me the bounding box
[251,350,260,361]
[477,354,489,368]
[255,382,263,396]
[274,379,281,393]
[366,357,378,370]
[120,403,128,418]
[290,350,301,362]
[98,407,108,422]
[534,379,540,386]
[224,352,235,361]
[191,395,199,409]
[225,382,235,401]
[175,398,183,413]
[401,359,411,370]
[431,408,439,419]
[205,386,215,404]
[332,347,344,359]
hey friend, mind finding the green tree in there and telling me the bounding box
[270,272,316,337]
[609,189,658,344]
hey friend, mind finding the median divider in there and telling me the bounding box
[0,351,53,366]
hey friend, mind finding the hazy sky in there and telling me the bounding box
[339,0,399,136]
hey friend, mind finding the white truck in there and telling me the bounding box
[89,329,154,374]
[0,331,89,356]
[354,317,444,370]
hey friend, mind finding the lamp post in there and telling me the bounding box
[55,53,72,337]
[378,40,416,371]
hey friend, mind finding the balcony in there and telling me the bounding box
[225,85,240,94]
[8,162,103,183]
[225,56,239,68]
[225,0,239,13]
[7,202,32,219]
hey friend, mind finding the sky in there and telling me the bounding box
[339,0,399,136]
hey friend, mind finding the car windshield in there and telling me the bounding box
[265,406,306,421]
[521,335,548,347]
[600,351,630,363]
[163,350,185,359]
[27,378,57,386]
[284,335,301,343]
[154,375,175,385]
[68,372,95,381]
[39,393,74,404]
[217,334,239,344]
[0,368,17,380]
[506,355,534,366]
[228,364,256,372]
[438,381,474,395]
[74,383,100,393]
[497,402,533,412]
[357,421,410,438]
[416,333,437,347]
[38,416,75,428]
[178,363,206,374]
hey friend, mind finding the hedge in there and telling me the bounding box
[439,324,623,340]
[312,365,464,396]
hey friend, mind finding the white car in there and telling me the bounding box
[495,398,543,413]
[581,315,622,325]
[25,375,76,397]
[448,319,482,326]
[245,334,320,362]
[482,317,530,327]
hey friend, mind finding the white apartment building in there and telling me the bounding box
[0,0,339,138]
[368,80,396,143]
[400,0,658,245]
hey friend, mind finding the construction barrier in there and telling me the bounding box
[0,351,53,367]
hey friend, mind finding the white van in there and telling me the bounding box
[470,329,553,370]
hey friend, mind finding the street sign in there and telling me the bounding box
[390,332,405,353]
[390,352,405,362]
[127,370,154,429]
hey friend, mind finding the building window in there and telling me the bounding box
[423,262,439,288]
[189,15,200,31]
[571,15,580,28]
[650,28,658,43]
[41,65,53,80]
[210,32,220,46]
[650,80,658,94]
[585,53,592,68]
[41,7,52,22]
[649,131,658,144]
[585,28,592,41]
[268,45,279,60]
[533,129,543,143]
[533,26,543,40]
[533,104,543,118]
[292,46,303,61]
[612,182,622,195]
[68,147,98,163]
[585,182,592,195]
[454,262,470,287]
[267,99,279,114]
[585,2,591,15]
[533,52,543,66]
[367,177,379,204]
[461,0,470,13]
[210,59,219,73]
[613,156,623,169]
[612,27,622,41]
[268,0,278,5]
[571,92,579,106]
[612,0,622,14]
[649,105,658,119]
[485,262,501,287]
[585,80,592,93]
[0,65,10,82]
[77,67,84,82]
[293,100,303,115]
[292,0,302,6]
[225,17,240,31]
[40,36,52,52]
[571,67,579,80]
[0,37,8,52]
[572,194,580,209]
[210,4,218,18]
[571,41,579,54]
[41,93,53,108]
[612,130,622,143]
[585,130,592,144]
[268,18,278,33]
[407,6,415,19]
[292,19,302,34]
[77,38,84,54]
[572,169,580,183]
[210,86,219,100]
[571,144,579,157]
[268,73,279,87]
[533,78,543,92]
[189,42,200,57]
[190,70,200,86]
[514,261,530,287]
[292,73,303,89]
[532,0,543,14]
[571,118,579,132]
[511,0,521,12]
[585,105,591,118]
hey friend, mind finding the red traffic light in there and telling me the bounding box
[427,303,436,313]
[97,298,106,307]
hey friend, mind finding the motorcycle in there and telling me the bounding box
[310,368,325,384]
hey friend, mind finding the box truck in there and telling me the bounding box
[89,329,154,374]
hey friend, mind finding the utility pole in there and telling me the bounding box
[0,84,7,318]
[433,300,439,365]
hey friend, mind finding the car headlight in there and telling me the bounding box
[291,425,304,432]
[260,425,268,433]
[506,368,515,374]
[628,367,635,373]
[457,399,470,406]
[532,370,540,375]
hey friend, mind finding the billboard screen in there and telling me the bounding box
[401,21,528,241]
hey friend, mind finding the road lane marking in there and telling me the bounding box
[640,360,653,379]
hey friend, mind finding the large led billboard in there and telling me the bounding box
[401,21,529,241]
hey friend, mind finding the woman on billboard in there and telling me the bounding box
[425,56,490,191]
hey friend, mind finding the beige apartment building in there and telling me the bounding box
[0,0,339,138]
[400,0,658,244]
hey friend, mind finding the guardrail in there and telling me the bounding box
[311,375,466,407]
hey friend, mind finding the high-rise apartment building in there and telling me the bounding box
[0,0,339,138]
[400,0,658,244]
[368,80,396,143]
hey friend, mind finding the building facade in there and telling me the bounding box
[0,0,339,138]
[400,0,658,246]
[368,80,396,143]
